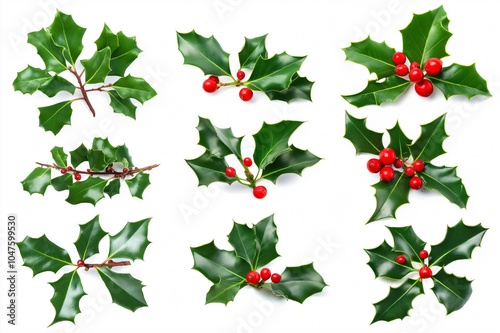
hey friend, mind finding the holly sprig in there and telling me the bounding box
[342,6,490,107]
[186,117,321,199]
[17,215,151,326]
[13,10,157,135]
[177,31,314,103]
[344,111,468,223]
[21,137,159,205]
[191,214,327,305]
[366,221,487,323]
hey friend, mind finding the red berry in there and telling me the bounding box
[122,168,128,173]
[203,79,218,93]
[419,250,429,259]
[394,64,409,76]
[243,157,253,167]
[404,166,415,177]
[67,166,73,171]
[236,70,245,80]
[424,58,442,76]
[379,148,397,165]
[415,79,433,97]
[409,68,424,83]
[379,166,395,182]
[225,167,236,178]
[419,266,433,279]
[246,271,260,285]
[410,62,420,70]
[208,75,219,83]
[392,52,406,65]
[409,176,423,190]
[239,87,253,101]
[253,185,267,199]
[86,168,91,172]
[77,259,85,267]
[74,173,82,181]
[61,168,68,174]
[108,259,114,263]
[393,159,403,169]
[260,268,271,281]
[413,160,425,172]
[367,158,382,173]
[271,273,281,283]
[396,255,406,264]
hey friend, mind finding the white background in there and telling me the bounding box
[1,0,500,332]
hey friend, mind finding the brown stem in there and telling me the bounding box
[69,66,96,117]
[82,260,131,271]
[82,83,113,93]
[36,162,160,178]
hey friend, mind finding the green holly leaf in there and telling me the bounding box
[50,146,68,167]
[401,6,451,67]
[38,75,76,97]
[365,241,414,280]
[81,47,111,84]
[409,113,448,162]
[27,28,67,73]
[196,117,243,159]
[270,263,327,303]
[17,235,72,276]
[125,172,150,199]
[387,122,412,160]
[261,145,321,184]
[372,279,423,323]
[420,164,469,208]
[342,37,396,78]
[104,178,121,198]
[96,267,147,311]
[368,172,410,223]
[74,215,108,260]
[238,34,268,69]
[388,226,426,263]
[108,218,151,260]
[95,24,119,54]
[344,112,384,155]
[186,151,235,186]
[431,269,472,314]
[38,100,73,135]
[92,137,117,164]
[87,149,107,171]
[264,74,314,103]
[228,222,257,268]
[21,167,52,195]
[13,66,51,94]
[49,271,86,326]
[48,10,86,65]
[205,279,245,305]
[108,90,137,119]
[429,221,487,267]
[116,144,134,168]
[176,30,231,77]
[70,144,88,168]
[430,64,491,99]
[253,120,302,169]
[51,174,73,191]
[108,31,142,76]
[66,177,108,205]
[343,76,411,107]
[246,52,305,92]
[113,75,157,103]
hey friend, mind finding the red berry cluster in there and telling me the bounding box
[225,157,267,199]
[392,52,443,97]
[366,148,425,190]
[246,268,281,285]
[60,165,82,181]
[395,249,432,279]
[202,70,254,102]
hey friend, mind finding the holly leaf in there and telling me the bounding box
[429,221,487,267]
[371,279,423,323]
[74,215,108,260]
[270,263,327,303]
[252,215,279,268]
[17,235,72,276]
[206,279,245,305]
[92,137,117,164]
[27,28,67,73]
[196,117,243,159]
[104,178,121,198]
[365,241,414,280]
[13,66,51,94]
[264,74,314,103]
[108,90,137,119]
[176,30,231,77]
[38,75,76,97]
[49,271,86,326]
[368,172,411,223]
[344,111,384,155]
[96,267,147,311]
[342,37,396,78]
[343,76,411,107]
[431,269,472,314]
[66,177,108,205]
[113,75,157,103]
[388,226,426,263]
[108,218,151,260]
[87,149,107,171]
[430,64,491,99]
[81,47,111,84]
[70,144,88,168]
[238,34,268,69]
[125,172,150,199]
[419,164,469,208]
[246,52,306,92]
[253,120,302,169]
[228,222,256,268]
[38,100,73,135]
[48,10,86,65]
[50,146,68,167]
[261,145,320,184]
[51,174,73,191]
[116,144,134,168]
[108,31,142,77]
[401,6,451,66]
[186,151,235,186]
[387,122,412,160]
[21,167,52,195]
[409,113,448,162]
[95,24,119,54]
